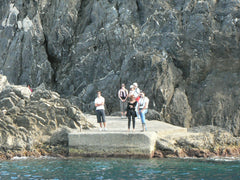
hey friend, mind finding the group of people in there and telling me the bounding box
[94,82,149,132]
[118,83,149,132]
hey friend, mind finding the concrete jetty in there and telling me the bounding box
[68,115,187,158]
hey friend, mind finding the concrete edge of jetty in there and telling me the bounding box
[68,115,187,158]
[68,132,158,158]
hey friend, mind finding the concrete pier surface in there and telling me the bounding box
[68,114,187,158]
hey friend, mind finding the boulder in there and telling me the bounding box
[50,126,72,146]
[0,98,15,109]
[146,109,161,120]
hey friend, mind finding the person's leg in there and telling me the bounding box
[120,101,124,118]
[101,110,107,130]
[96,110,103,131]
[139,109,145,124]
[139,109,144,131]
[128,116,131,131]
[140,109,148,131]
[123,101,127,117]
[135,104,140,119]
[103,122,106,129]
[132,115,135,131]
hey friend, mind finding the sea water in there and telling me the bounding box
[0,157,239,180]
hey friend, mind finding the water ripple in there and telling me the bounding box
[0,157,239,179]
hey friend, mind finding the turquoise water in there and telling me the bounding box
[0,157,239,179]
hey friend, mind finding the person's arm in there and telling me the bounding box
[95,98,104,107]
[94,99,98,107]
[118,90,120,99]
[124,90,129,101]
[118,90,123,101]
[141,98,149,111]
[100,98,105,106]
[95,102,101,107]
[133,101,137,108]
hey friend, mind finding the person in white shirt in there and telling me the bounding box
[95,91,107,131]
[133,82,140,97]
[128,85,135,97]
[118,83,128,118]
[133,82,141,118]
[138,91,149,132]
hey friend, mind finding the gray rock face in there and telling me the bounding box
[0,1,239,136]
[0,75,91,153]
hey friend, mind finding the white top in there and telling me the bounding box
[129,90,139,98]
[135,88,140,95]
[95,96,105,110]
[138,97,149,109]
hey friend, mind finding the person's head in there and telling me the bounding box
[97,91,101,97]
[121,83,125,89]
[130,85,134,90]
[140,91,145,98]
[130,95,135,101]
[133,82,138,88]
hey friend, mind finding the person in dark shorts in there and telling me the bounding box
[95,91,107,131]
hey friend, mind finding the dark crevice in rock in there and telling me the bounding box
[172,57,189,80]
[93,45,97,52]
[136,0,145,25]
[105,38,112,61]
[115,1,120,20]
[76,0,94,34]
[17,41,24,84]
[44,37,58,89]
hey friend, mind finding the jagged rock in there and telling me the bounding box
[0,75,8,92]
[7,106,20,115]
[146,109,161,121]
[190,125,240,146]
[50,126,73,146]
[0,74,92,156]
[156,125,240,158]
[0,98,15,109]
[8,85,32,99]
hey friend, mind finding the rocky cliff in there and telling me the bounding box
[0,74,92,159]
[0,0,239,136]
[0,75,239,159]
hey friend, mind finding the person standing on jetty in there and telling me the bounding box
[128,85,135,97]
[133,82,141,118]
[95,91,107,131]
[133,82,140,101]
[138,91,149,132]
[118,83,128,118]
[125,95,137,132]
